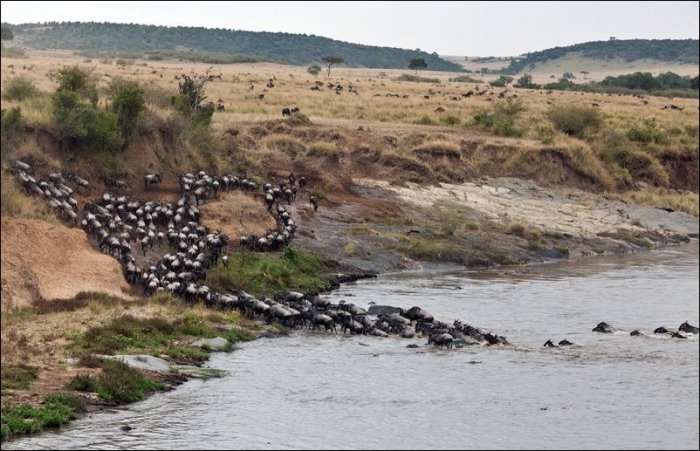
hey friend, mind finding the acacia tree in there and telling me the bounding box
[171,67,220,126]
[408,58,427,76]
[322,56,344,77]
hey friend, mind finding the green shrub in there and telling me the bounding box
[473,98,526,137]
[546,104,602,138]
[96,359,165,403]
[52,65,98,106]
[307,64,321,76]
[66,373,98,392]
[1,394,84,440]
[167,345,210,362]
[1,106,25,155]
[107,77,145,145]
[627,118,664,144]
[52,90,118,153]
[2,75,40,101]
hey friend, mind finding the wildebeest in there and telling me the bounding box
[592,322,613,333]
[679,321,699,334]
[282,107,291,117]
[144,173,163,189]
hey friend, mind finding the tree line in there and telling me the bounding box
[4,21,465,72]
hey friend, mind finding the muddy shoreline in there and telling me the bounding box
[291,176,699,277]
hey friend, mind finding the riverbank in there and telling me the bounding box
[289,175,699,276]
[2,163,699,443]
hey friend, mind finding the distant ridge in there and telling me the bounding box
[5,21,466,71]
[499,38,699,74]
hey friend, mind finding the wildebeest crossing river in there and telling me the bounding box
[3,242,698,450]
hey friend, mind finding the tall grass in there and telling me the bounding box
[614,188,699,217]
[0,175,58,222]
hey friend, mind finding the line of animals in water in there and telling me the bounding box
[8,159,699,350]
[543,320,699,348]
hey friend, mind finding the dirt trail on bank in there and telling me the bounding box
[1,176,697,312]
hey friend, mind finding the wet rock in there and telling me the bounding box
[99,354,171,373]
[191,337,230,351]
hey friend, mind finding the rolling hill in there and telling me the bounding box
[2,21,466,71]
[4,22,697,76]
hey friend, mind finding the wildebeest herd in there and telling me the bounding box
[8,159,700,350]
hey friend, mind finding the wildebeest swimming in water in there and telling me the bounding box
[543,339,557,348]
[679,321,699,334]
[592,322,613,333]
[543,339,574,348]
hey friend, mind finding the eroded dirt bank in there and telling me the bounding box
[2,174,697,312]
[288,176,699,275]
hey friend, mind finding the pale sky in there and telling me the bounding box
[1,1,698,57]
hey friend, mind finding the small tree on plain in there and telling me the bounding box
[107,77,145,145]
[307,64,321,77]
[171,67,219,126]
[52,65,99,107]
[408,58,428,76]
[515,73,537,89]
[322,56,344,77]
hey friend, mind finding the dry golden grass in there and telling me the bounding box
[3,49,697,150]
[614,188,699,217]
[1,48,698,203]
[0,172,58,223]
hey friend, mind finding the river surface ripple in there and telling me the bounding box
[4,243,699,450]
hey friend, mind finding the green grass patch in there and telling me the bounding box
[66,360,166,404]
[1,393,85,441]
[167,345,211,362]
[205,246,331,298]
[73,310,249,358]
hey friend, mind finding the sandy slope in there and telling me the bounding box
[0,216,133,311]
